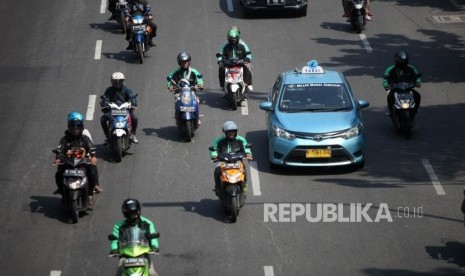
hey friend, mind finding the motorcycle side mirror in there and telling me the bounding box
[147,232,160,240]
[52,149,59,154]
[166,76,172,82]
[208,146,216,151]
[215,53,221,58]
[108,234,118,241]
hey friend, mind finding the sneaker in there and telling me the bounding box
[130,134,138,143]
[126,43,133,50]
[88,196,94,207]
[342,13,349,17]
[367,10,373,16]
[365,15,372,21]
[247,85,253,91]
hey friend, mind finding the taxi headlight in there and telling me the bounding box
[343,124,362,139]
[272,125,295,140]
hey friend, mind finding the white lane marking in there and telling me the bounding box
[94,40,102,60]
[86,95,97,121]
[422,159,446,195]
[250,161,261,196]
[50,271,62,276]
[100,0,106,14]
[241,99,249,115]
[264,266,274,276]
[227,0,234,12]
[359,34,373,53]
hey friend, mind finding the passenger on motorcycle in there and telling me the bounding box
[108,0,118,20]
[342,0,372,21]
[383,51,422,115]
[210,121,252,197]
[217,27,253,91]
[54,112,101,205]
[124,0,157,49]
[100,72,139,143]
[167,51,204,125]
[110,198,159,254]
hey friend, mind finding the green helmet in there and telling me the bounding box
[227,28,240,44]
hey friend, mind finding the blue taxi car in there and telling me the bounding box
[259,60,369,169]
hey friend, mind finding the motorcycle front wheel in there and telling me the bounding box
[114,137,123,162]
[137,43,144,64]
[185,120,193,142]
[229,195,238,222]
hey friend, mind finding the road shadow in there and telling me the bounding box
[142,198,231,223]
[89,22,125,35]
[218,0,306,19]
[388,0,465,11]
[142,126,185,143]
[362,267,465,276]
[425,239,465,268]
[320,22,363,34]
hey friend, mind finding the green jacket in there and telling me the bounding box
[383,64,421,89]
[210,135,252,159]
[167,67,204,89]
[110,216,159,251]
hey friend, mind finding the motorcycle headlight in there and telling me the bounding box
[226,172,242,183]
[342,124,363,139]
[226,73,234,83]
[272,125,295,140]
[132,18,144,24]
[401,102,410,109]
[115,122,126,128]
[67,178,84,189]
[181,93,192,105]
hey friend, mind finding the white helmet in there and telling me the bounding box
[111,72,126,81]
[222,121,238,132]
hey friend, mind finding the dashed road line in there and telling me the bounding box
[421,159,446,195]
[50,271,62,276]
[241,99,249,115]
[94,40,102,60]
[227,0,234,12]
[100,0,106,14]
[264,266,274,276]
[250,161,261,196]
[359,34,373,53]
[86,95,97,121]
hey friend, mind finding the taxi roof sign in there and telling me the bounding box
[301,59,324,74]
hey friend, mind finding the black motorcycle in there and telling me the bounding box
[349,0,367,33]
[388,82,418,139]
[53,148,90,223]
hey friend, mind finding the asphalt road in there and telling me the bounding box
[1,0,465,275]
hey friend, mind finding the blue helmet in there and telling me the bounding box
[67,112,84,136]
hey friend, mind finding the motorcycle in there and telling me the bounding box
[349,0,366,33]
[102,96,137,162]
[128,10,152,64]
[388,82,418,139]
[115,0,128,35]
[168,78,200,142]
[53,148,90,224]
[209,145,252,222]
[108,227,160,276]
[217,55,250,110]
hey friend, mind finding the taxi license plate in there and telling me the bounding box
[306,149,331,158]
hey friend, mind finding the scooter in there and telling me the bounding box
[168,78,200,142]
[388,82,418,139]
[209,145,252,222]
[218,56,250,110]
[102,97,136,162]
[108,227,160,276]
[349,0,366,33]
[128,10,152,64]
[53,148,90,224]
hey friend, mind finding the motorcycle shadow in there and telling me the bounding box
[143,127,188,143]
[89,22,125,35]
[29,195,90,223]
[101,51,151,64]
[198,88,241,111]
[320,22,362,34]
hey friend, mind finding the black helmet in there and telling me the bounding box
[177,51,191,66]
[394,51,409,68]
[122,198,141,220]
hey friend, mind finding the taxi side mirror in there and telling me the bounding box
[357,100,369,110]
[259,102,273,111]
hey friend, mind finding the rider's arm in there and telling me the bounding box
[191,68,204,87]
[210,136,224,159]
[143,2,153,16]
[236,135,252,155]
[83,136,97,157]
[110,220,125,251]
[217,43,228,64]
[124,87,138,107]
[141,216,159,249]
[55,136,67,158]
[382,65,395,89]
[167,69,179,89]
[240,42,252,63]
[410,65,422,86]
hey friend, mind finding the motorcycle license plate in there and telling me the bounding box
[111,109,128,115]
[267,0,285,5]
[123,258,147,267]
[64,169,85,177]
[132,25,146,31]
[180,106,195,112]
[306,149,331,158]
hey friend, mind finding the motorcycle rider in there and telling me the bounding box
[167,51,204,125]
[210,121,252,197]
[54,112,101,205]
[342,0,372,21]
[383,51,422,115]
[124,0,157,49]
[100,72,139,143]
[110,199,159,266]
[217,27,253,91]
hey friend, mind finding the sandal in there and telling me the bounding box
[93,185,103,194]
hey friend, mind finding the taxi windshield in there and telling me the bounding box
[279,83,353,112]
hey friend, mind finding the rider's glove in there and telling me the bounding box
[168,86,174,92]
[415,83,421,88]
[110,249,118,255]
[384,86,392,91]
[246,154,253,160]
